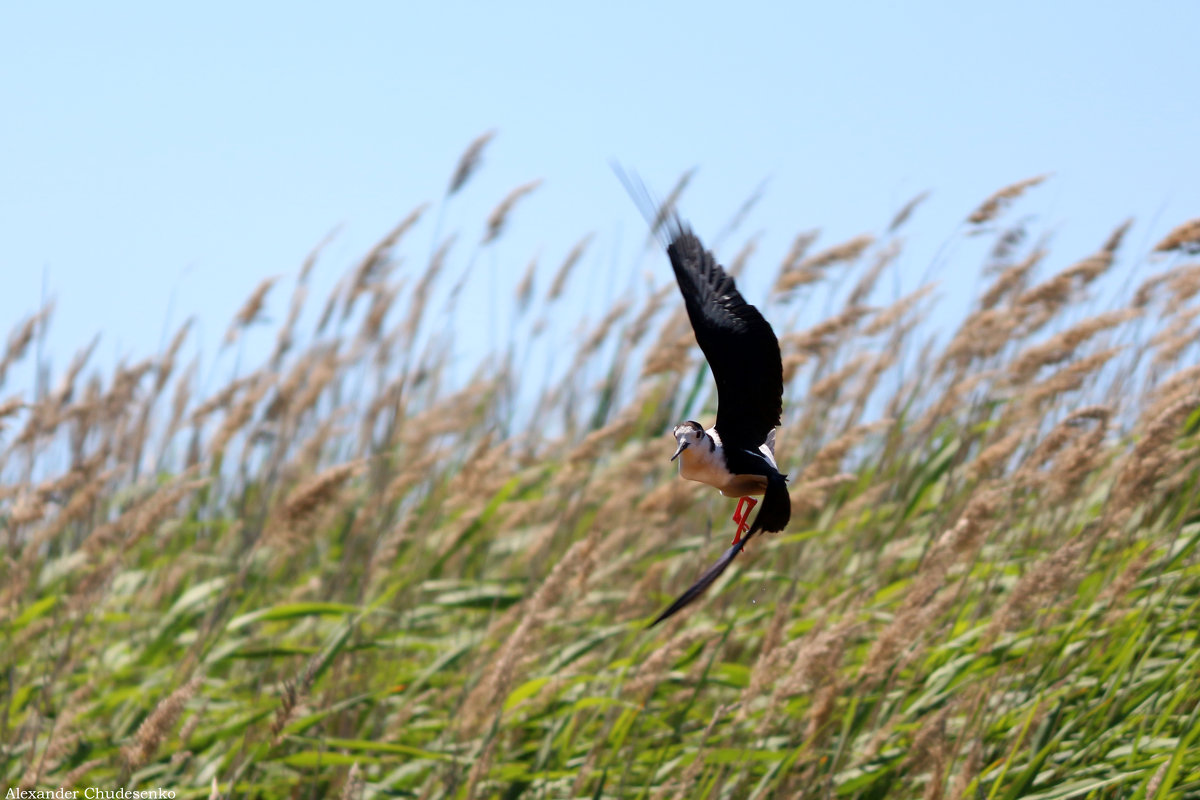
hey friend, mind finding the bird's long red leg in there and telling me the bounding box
[730,497,758,546]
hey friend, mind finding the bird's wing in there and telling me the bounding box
[649,473,790,627]
[665,225,783,450]
[614,167,782,449]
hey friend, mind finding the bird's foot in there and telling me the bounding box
[731,497,758,547]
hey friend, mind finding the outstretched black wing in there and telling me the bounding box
[649,473,790,627]
[665,226,783,449]
[614,166,782,450]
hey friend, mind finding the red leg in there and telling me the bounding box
[730,497,758,546]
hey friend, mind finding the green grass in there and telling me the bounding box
[3,168,1200,799]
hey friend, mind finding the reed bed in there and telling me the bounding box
[2,149,1199,799]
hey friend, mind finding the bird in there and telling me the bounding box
[618,170,791,626]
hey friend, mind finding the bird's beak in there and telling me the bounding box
[670,440,689,462]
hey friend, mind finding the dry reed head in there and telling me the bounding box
[338,205,429,325]
[809,353,870,403]
[0,394,24,429]
[547,233,593,301]
[1021,346,1122,407]
[514,252,538,315]
[774,265,824,293]
[211,374,271,455]
[447,129,496,196]
[1098,547,1154,621]
[1111,392,1200,519]
[224,276,279,346]
[642,328,695,377]
[460,535,596,734]
[272,282,307,367]
[1061,224,1128,288]
[772,230,821,294]
[128,474,210,547]
[1152,217,1200,254]
[417,234,456,321]
[760,620,854,734]
[848,239,902,307]
[800,419,891,482]
[1163,263,1200,314]
[273,461,362,536]
[577,300,631,362]
[864,284,934,337]
[735,583,796,722]
[340,761,365,800]
[941,308,1025,371]
[921,486,1005,584]
[482,179,542,244]
[784,306,874,357]
[1016,226,1127,318]
[980,248,1044,310]
[1018,405,1110,475]
[121,675,203,771]
[289,347,342,422]
[1,303,53,381]
[1007,310,1136,384]
[860,583,958,686]
[189,373,256,426]
[968,424,1027,482]
[904,705,952,783]
[889,190,930,232]
[49,334,100,409]
[985,530,1097,647]
[798,233,874,272]
[663,704,733,800]
[967,174,1048,225]
[626,627,712,701]
[156,319,192,395]
[62,759,106,788]
[1149,307,1200,368]
[790,473,856,518]
[271,660,318,745]
[1046,416,1109,501]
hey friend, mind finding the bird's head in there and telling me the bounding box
[670,420,707,462]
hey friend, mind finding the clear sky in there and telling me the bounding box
[3,2,1199,399]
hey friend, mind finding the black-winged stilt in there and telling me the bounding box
[620,171,791,626]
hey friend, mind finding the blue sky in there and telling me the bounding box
[3,3,1199,398]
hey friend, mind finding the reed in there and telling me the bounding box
[2,166,1198,800]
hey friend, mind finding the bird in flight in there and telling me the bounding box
[618,170,791,626]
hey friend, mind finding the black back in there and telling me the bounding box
[665,221,783,450]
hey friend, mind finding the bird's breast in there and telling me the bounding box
[677,450,732,489]
[677,446,767,497]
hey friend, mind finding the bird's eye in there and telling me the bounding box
[693,431,703,440]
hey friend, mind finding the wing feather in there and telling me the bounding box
[615,167,783,452]
[665,224,782,450]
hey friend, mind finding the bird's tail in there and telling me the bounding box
[648,473,790,627]
[751,472,790,534]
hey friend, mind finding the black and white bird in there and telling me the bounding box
[621,172,791,626]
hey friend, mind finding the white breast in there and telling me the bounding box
[676,426,773,498]
[677,437,733,489]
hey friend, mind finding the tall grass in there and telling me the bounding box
[2,150,1200,799]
